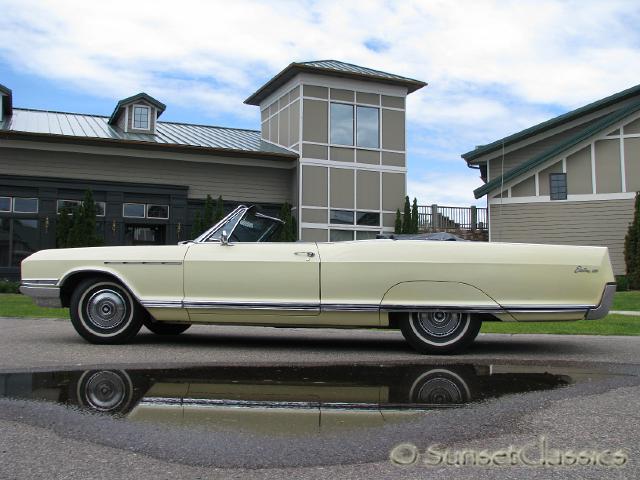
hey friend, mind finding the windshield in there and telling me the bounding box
[230,211,282,242]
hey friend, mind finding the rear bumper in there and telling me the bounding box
[20,280,62,308]
[585,282,616,320]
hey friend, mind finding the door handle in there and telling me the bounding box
[294,251,315,257]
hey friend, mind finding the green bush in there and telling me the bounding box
[616,276,629,292]
[0,280,20,294]
[624,192,640,289]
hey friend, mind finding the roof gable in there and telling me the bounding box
[0,83,13,116]
[473,100,640,198]
[244,59,426,105]
[463,83,640,162]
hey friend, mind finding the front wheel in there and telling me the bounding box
[400,311,481,355]
[70,278,143,344]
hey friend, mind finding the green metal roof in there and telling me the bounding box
[463,83,640,162]
[0,108,296,158]
[244,59,427,105]
[0,83,12,116]
[108,92,167,124]
[473,100,640,198]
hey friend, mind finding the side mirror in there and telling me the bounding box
[220,230,230,246]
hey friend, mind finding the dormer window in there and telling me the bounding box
[133,105,150,130]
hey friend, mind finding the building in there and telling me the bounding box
[0,61,426,279]
[463,84,640,275]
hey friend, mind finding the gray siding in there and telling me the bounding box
[0,147,293,204]
[489,199,635,275]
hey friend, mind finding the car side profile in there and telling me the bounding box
[20,205,616,354]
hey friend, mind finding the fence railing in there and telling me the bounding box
[417,204,488,233]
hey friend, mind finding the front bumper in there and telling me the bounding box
[585,282,617,320]
[20,280,62,308]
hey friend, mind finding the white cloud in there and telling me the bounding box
[0,0,638,203]
[408,171,485,207]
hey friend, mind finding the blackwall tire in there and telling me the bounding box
[400,311,481,355]
[70,278,143,344]
[142,318,191,335]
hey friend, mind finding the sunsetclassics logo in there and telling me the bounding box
[390,436,628,468]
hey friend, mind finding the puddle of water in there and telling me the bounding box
[0,363,576,435]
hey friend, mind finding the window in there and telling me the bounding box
[330,210,354,225]
[356,106,379,148]
[12,198,38,213]
[549,173,567,200]
[0,218,39,267]
[57,200,105,216]
[356,230,379,240]
[330,103,354,146]
[329,229,354,242]
[0,197,10,212]
[57,199,81,213]
[123,203,146,218]
[356,212,379,226]
[133,105,150,130]
[147,204,169,219]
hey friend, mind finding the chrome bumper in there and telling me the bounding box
[585,283,616,320]
[20,280,62,308]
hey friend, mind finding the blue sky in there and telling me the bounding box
[1,0,639,206]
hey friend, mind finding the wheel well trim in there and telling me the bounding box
[58,268,144,305]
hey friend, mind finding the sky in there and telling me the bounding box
[1,0,639,207]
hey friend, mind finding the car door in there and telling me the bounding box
[183,241,320,320]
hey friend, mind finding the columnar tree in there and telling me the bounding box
[278,202,297,242]
[203,194,214,229]
[214,195,224,223]
[401,196,411,234]
[192,211,204,238]
[56,190,103,248]
[624,192,640,289]
[411,198,419,233]
[394,209,402,234]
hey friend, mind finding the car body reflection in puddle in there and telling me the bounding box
[0,364,574,435]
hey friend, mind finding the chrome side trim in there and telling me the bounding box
[103,261,183,265]
[19,285,62,308]
[183,301,320,312]
[381,305,504,314]
[141,300,184,309]
[322,304,380,312]
[586,282,616,320]
[20,279,59,287]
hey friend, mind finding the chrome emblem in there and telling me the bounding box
[574,266,599,274]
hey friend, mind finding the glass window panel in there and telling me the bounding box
[133,106,149,129]
[123,203,145,218]
[11,219,39,267]
[356,230,379,240]
[95,202,106,217]
[206,210,243,241]
[229,211,282,243]
[329,229,354,242]
[330,210,354,225]
[356,211,380,226]
[0,218,10,267]
[549,173,567,200]
[330,103,354,146]
[13,198,38,213]
[147,204,169,219]
[0,197,10,212]
[356,106,379,148]
[56,199,81,214]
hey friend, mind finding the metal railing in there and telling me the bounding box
[417,204,488,233]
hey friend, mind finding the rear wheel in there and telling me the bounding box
[142,318,191,335]
[400,311,481,355]
[70,278,143,344]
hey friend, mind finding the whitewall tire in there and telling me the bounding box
[400,311,481,355]
[70,278,143,344]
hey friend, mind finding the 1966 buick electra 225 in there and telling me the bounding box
[20,205,616,354]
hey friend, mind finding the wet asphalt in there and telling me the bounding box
[0,316,639,480]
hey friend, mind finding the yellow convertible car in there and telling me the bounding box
[20,205,616,354]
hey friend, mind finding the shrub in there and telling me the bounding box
[0,280,20,294]
[624,192,640,290]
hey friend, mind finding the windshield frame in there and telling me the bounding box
[193,205,284,244]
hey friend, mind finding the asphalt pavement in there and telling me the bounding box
[0,316,638,480]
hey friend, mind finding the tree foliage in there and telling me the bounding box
[203,194,214,229]
[192,210,204,239]
[214,195,224,223]
[394,209,402,234]
[277,202,297,242]
[411,197,419,234]
[401,196,412,234]
[624,192,640,289]
[56,190,103,248]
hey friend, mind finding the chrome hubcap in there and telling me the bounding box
[84,371,126,411]
[415,377,463,404]
[86,289,127,329]
[415,311,463,338]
